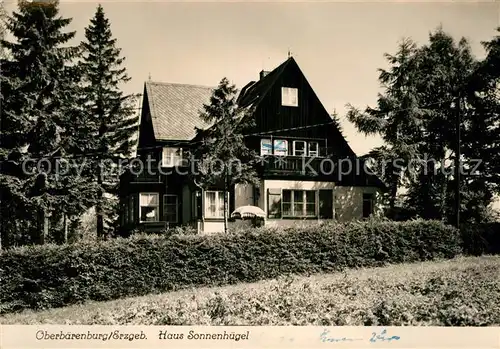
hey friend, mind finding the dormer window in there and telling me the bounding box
[281,87,298,107]
[162,147,183,167]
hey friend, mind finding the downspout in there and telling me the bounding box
[193,179,204,233]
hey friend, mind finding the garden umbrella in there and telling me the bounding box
[231,205,266,219]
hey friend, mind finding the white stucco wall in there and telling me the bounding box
[201,221,225,234]
[234,183,254,207]
[252,179,383,227]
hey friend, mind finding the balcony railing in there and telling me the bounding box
[261,156,324,176]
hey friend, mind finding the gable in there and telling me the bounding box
[239,57,356,158]
[143,81,214,141]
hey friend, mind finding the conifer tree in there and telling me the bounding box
[190,78,259,233]
[0,0,89,247]
[347,38,423,216]
[80,5,139,239]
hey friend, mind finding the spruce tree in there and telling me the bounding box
[190,78,259,233]
[80,5,139,239]
[346,38,423,216]
[0,0,89,247]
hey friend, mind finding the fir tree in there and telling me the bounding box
[347,27,497,224]
[346,38,423,215]
[190,78,259,233]
[80,4,139,239]
[0,0,89,247]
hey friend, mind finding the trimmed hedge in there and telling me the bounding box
[0,219,465,314]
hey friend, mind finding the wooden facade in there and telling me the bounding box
[118,57,386,234]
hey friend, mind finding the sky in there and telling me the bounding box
[4,0,499,155]
[3,0,500,210]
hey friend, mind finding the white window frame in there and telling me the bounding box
[162,147,183,167]
[163,194,179,223]
[308,142,319,157]
[281,87,298,107]
[273,139,288,156]
[139,192,159,222]
[282,189,317,217]
[260,139,272,156]
[293,140,307,156]
[204,190,226,219]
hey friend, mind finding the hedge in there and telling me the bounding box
[0,219,469,314]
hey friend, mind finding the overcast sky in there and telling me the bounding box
[3,0,499,156]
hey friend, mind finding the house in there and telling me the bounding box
[119,57,386,234]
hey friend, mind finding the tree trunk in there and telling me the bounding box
[41,207,48,244]
[63,212,68,243]
[96,162,104,240]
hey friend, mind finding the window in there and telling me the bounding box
[305,191,316,216]
[267,189,282,218]
[163,194,178,223]
[205,191,226,218]
[260,139,272,156]
[308,142,319,157]
[363,193,375,218]
[162,147,182,167]
[281,87,298,107]
[293,141,306,156]
[282,190,317,217]
[139,193,159,222]
[273,139,288,156]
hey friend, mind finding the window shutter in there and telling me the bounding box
[267,189,282,219]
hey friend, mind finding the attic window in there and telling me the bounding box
[281,87,298,107]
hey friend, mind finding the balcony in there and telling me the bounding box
[261,155,324,176]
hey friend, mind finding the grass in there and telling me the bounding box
[1,256,499,326]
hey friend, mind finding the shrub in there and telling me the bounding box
[460,222,500,256]
[0,219,462,314]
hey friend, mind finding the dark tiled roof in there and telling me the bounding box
[145,81,214,141]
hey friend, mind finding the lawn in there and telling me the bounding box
[1,256,499,326]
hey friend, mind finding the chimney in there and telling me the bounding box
[259,70,270,80]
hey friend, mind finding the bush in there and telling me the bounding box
[0,219,463,314]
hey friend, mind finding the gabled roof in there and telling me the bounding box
[237,58,292,108]
[144,81,214,141]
